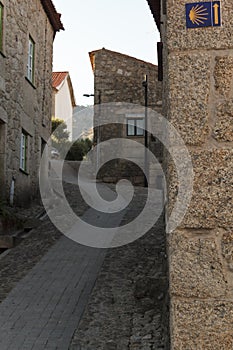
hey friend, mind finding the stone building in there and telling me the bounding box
[147,0,233,348]
[89,48,163,185]
[0,0,63,206]
[52,72,76,140]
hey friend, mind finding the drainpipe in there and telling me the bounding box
[10,177,15,206]
[143,74,148,188]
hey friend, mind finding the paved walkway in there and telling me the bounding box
[0,179,130,350]
[0,183,126,350]
[0,237,105,350]
[0,174,169,350]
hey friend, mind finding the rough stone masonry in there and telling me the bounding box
[158,0,233,348]
[0,0,63,205]
[89,48,163,185]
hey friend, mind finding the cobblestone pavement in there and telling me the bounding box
[70,187,169,350]
[0,182,169,350]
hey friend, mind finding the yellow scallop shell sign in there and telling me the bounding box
[186,1,221,28]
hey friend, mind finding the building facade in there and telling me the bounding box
[52,71,76,140]
[147,0,233,348]
[89,48,163,185]
[0,0,63,206]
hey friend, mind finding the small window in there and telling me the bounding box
[127,118,144,136]
[0,2,3,52]
[20,131,28,172]
[41,138,46,157]
[27,37,35,83]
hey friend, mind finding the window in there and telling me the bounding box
[27,37,35,83]
[20,131,28,172]
[0,2,3,52]
[41,138,46,157]
[127,118,144,136]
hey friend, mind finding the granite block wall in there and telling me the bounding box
[0,0,55,205]
[160,0,233,347]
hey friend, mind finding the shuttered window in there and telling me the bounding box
[27,37,35,83]
[20,131,28,172]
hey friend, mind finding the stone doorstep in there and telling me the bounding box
[23,218,42,232]
[0,218,41,249]
[0,235,15,248]
[0,216,43,249]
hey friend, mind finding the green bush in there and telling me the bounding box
[66,139,92,161]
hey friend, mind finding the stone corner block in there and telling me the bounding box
[169,230,227,299]
[171,299,233,350]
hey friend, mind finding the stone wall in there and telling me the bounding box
[160,0,233,348]
[91,48,161,108]
[90,48,163,185]
[0,0,55,205]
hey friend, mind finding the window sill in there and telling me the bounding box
[25,77,36,89]
[19,168,29,176]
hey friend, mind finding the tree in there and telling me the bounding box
[51,118,70,146]
[51,119,92,161]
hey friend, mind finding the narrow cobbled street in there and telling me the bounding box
[0,181,169,350]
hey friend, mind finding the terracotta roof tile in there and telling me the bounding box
[52,72,76,107]
[52,72,69,89]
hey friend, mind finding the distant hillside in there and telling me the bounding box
[72,105,93,141]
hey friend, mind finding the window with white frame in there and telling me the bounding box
[27,36,35,83]
[127,118,144,136]
[0,2,3,52]
[20,131,28,172]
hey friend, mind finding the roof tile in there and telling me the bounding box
[52,72,69,89]
[52,72,76,107]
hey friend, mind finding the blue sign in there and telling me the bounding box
[186,1,221,29]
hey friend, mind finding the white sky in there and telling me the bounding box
[52,0,160,106]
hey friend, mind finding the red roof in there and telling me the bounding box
[52,72,69,89]
[146,0,161,31]
[52,72,76,107]
[40,0,64,32]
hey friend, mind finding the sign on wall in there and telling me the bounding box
[186,1,221,28]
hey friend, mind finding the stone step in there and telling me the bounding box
[0,236,15,249]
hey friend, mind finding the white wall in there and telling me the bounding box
[55,78,73,140]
